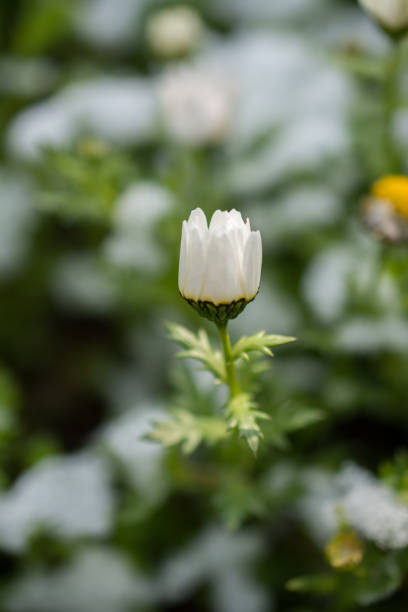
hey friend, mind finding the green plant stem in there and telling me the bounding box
[383,39,404,172]
[217,322,240,398]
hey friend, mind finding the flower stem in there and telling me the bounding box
[217,322,240,398]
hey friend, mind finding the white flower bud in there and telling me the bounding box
[178,208,262,322]
[158,67,234,147]
[146,6,203,58]
[358,0,408,30]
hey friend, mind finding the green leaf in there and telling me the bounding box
[214,476,267,530]
[271,401,325,433]
[379,451,408,503]
[0,369,20,435]
[232,331,296,361]
[280,404,325,433]
[148,410,228,454]
[170,364,218,415]
[354,556,402,606]
[226,393,270,454]
[12,0,72,55]
[263,402,324,449]
[332,52,387,81]
[286,573,339,595]
[37,144,134,223]
[167,323,226,382]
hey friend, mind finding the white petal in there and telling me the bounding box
[178,221,188,292]
[227,226,246,281]
[209,209,248,238]
[228,209,245,229]
[235,217,251,258]
[200,230,242,304]
[359,0,408,28]
[181,225,206,301]
[209,209,229,232]
[243,231,262,299]
[188,207,207,234]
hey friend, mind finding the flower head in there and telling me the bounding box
[362,175,408,243]
[146,6,203,58]
[371,175,408,217]
[158,67,233,147]
[178,208,262,323]
[358,0,408,31]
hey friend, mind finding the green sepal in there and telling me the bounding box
[167,323,226,382]
[183,296,254,324]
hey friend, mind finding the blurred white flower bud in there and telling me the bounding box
[146,5,203,58]
[358,0,408,30]
[159,66,234,146]
[178,208,262,322]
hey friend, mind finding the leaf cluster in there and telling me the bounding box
[148,409,228,454]
[226,393,269,454]
[36,142,135,223]
[151,324,300,454]
[167,323,226,383]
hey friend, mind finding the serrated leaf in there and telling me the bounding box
[167,323,226,382]
[226,393,270,454]
[232,331,296,360]
[148,410,228,454]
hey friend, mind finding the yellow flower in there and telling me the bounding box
[371,175,408,218]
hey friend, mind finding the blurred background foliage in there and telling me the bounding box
[2,0,408,610]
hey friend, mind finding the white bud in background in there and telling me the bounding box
[159,66,234,147]
[146,5,203,58]
[358,0,408,30]
[178,208,262,322]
